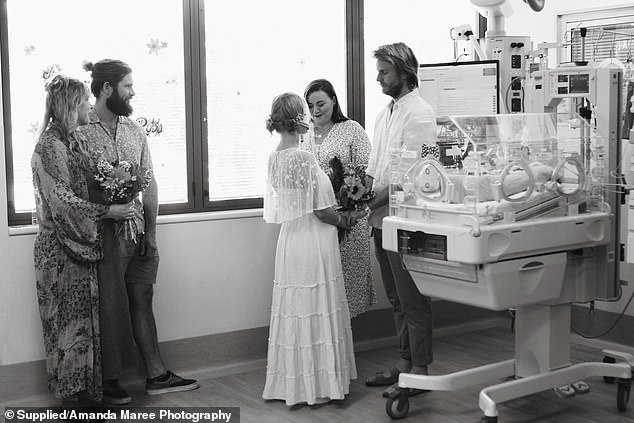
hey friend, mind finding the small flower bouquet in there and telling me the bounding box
[327,156,374,242]
[94,159,153,242]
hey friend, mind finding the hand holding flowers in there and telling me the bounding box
[337,209,367,229]
[327,156,374,242]
[105,202,136,221]
[94,159,153,242]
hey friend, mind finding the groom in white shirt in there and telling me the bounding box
[363,42,438,399]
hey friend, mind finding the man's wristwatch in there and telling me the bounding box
[364,204,371,215]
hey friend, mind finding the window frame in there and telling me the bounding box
[1,0,365,226]
[1,0,18,224]
[556,4,634,65]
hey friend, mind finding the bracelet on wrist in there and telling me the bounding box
[364,204,371,214]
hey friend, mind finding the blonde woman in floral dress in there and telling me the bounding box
[301,79,376,318]
[32,75,135,404]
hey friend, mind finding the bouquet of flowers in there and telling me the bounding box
[94,159,153,242]
[327,156,374,242]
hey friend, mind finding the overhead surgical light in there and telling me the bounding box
[470,0,545,37]
[470,0,514,37]
[523,0,545,12]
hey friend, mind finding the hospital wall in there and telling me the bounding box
[1,0,634,367]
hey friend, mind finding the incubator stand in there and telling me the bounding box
[381,113,632,421]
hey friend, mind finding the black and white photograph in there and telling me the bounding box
[2,1,634,422]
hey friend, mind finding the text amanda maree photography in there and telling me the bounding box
[3,407,238,423]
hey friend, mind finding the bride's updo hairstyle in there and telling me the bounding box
[265,92,309,135]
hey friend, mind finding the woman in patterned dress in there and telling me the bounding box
[31,75,134,403]
[301,79,376,318]
[262,92,358,405]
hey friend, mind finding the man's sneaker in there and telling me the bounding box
[145,370,200,396]
[102,379,132,405]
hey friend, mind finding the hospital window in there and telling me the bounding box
[1,0,189,222]
[0,0,347,225]
[202,0,346,208]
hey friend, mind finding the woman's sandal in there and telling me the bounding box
[571,381,590,394]
[382,384,427,399]
[365,367,401,386]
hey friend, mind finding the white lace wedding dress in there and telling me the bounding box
[262,147,357,406]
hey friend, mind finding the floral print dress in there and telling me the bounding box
[301,119,376,317]
[31,129,109,400]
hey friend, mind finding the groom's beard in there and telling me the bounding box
[106,89,133,117]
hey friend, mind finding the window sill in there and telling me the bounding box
[8,208,264,236]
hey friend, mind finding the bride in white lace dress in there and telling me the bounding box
[262,93,358,406]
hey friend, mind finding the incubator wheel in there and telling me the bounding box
[617,379,631,412]
[478,416,498,423]
[385,394,410,420]
[603,356,617,383]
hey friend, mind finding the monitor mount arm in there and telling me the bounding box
[450,24,490,60]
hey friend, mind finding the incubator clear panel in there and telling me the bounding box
[389,113,607,227]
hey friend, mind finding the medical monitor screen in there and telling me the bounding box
[418,60,499,116]
[569,73,590,94]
